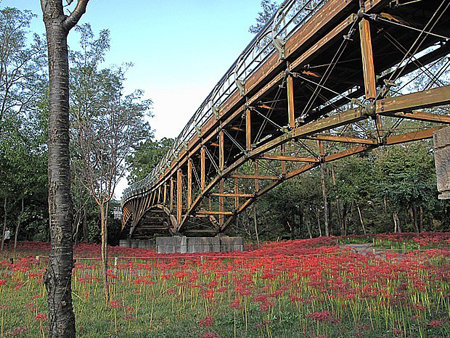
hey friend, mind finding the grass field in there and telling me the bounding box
[0,233,449,337]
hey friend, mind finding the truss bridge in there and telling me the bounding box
[122,0,450,238]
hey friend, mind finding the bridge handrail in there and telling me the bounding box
[122,0,328,203]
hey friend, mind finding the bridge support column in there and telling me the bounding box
[287,75,295,128]
[170,177,174,211]
[246,108,252,151]
[434,127,450,199]
[187,159,192,208]
[176,169,183,227]
[201,147,206,190]
[359,18,377,100]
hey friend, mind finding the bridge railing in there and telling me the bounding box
[122,0,329,203]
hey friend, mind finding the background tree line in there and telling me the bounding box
[0,5,159,249]
[229,140,449,242]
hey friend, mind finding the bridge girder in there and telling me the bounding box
[122,0,450,237]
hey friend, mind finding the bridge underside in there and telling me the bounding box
[123,0,450,238]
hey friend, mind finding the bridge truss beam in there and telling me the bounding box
[122,0,450,238]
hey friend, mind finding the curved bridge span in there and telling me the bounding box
[122,0,450,237]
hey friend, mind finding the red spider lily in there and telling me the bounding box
[230,298,242,310]
[201,289,215,299]
[306,311,337,323]
[208,280,218,288]
[24,302,35,310]
[255,320,272,328]
[5,327,27,336]
[35,313,47,321]
[392,328,403,337]
[202,332,218,338]
[258,300,274,312]
[109,299,121,308]
[427,320,443,328]
[3,235,450,336]
[199,315,214,327]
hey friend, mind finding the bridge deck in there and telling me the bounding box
[122,0,450,237]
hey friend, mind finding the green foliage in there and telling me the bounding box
[376,142,437,211]
[0,5,49,243]
[249,0,279,34]
[126,137,174,184]
[234,141,449,241]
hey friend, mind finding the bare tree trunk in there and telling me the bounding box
[72,209,81,245]
[410,207,419,233]
[82,206,88,242]
[99,201,110,302]
[331,165,343,235]
[1,197,6,251]
[320,164,329,236]
[253,204,260,248]
[419,206,424,232]
[43,15,76,335]
[342,203,348,236]
[41,1,89,336]
[14,198,24,251]
[303,210,312,239]
[393,212,401,233]
[316,207,322,237]
[356,203,367,235]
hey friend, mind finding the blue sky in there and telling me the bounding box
[4,0,265,139]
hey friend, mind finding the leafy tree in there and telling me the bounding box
[375,142,438,233]
[332,155,376,235]
[0,6,48,251]
[40,0,89,336]
[249,0,279,34]
[0,7,46,130]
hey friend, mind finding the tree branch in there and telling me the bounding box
[63,0,90,31]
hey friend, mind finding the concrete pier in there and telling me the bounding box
[156,236,244,254]
[119,236,244,253]
[434,127,450,199]
[119,238,155,249]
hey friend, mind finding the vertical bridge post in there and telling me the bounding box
[176,169,183,226]
[359,18,377,100]
[246,108,252,151]
[287,75,295,128]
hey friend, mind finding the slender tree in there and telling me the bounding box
[70,25,152,301]
[40,0,89,336]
